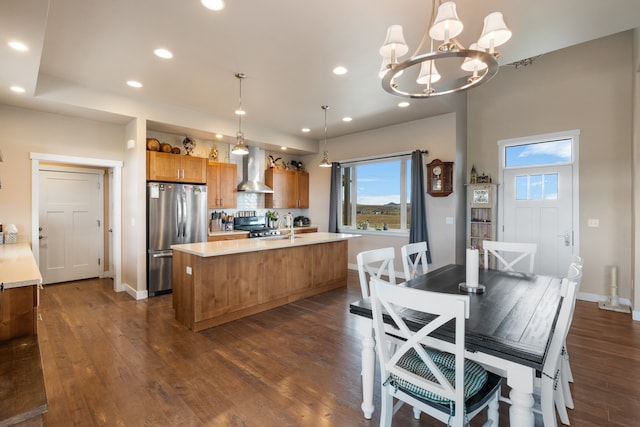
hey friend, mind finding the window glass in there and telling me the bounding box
[515,173,558,200]
[505,139,572,168]
[341,157,411,231]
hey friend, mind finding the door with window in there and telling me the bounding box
[499,133,578,277]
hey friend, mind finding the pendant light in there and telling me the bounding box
[231,73,249,155]
[319,105,331,168]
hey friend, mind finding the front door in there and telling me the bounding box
[502,165,573,276]
[499,131,578,277]
[39,169,102,284]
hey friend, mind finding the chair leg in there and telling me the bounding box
[560,360,574,410]
[563,344,574,383]
[554,382,571,425]
[380,389,393,427]
[541,377,559,427]
[485,392,500,426]
[412,407,421,420]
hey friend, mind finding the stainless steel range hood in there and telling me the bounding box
[237,146,274,193]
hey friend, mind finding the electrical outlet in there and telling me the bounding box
[587,218,599,227]
[186,266,192,275]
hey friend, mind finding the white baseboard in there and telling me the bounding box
[121,282,148,300]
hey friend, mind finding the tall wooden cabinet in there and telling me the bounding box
[466,184,497,268]
[207,161,237,209]
[147,151,207,183]
[265,169,309,209]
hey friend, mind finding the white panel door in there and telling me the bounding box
[502,165,573,276]
[39,170,101,284]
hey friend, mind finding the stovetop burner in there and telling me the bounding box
[233,216,281,238]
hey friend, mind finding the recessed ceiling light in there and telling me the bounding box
[281,147,287,150]
[333,66,348,75]
[201,0,225,11]
[398,101,410,108]
[127,80,143,88]
[10,86,25,93]
[342,117,353,122]
[8,41,28,52]
[154,48,173,59]
[235,109,246,115]
[215,134,223,139]
[301,128,310,133]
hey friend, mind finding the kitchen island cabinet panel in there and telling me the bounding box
[172,236,350,331]
[194,252,261,321]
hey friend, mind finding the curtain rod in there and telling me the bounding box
[339,149,428,164]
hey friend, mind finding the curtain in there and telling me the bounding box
[328,162,341,233]
[409,150,431,263]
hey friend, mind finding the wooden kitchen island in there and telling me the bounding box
[171,232,358,331]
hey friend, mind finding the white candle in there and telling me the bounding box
[466,248,479,287]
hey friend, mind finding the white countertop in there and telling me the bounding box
[172,232,359,257]
[0,243,43,289]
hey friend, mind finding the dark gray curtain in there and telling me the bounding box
[409,150,431,263]
[328,162,341,233]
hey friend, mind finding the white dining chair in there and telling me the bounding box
[559,256,584,416]
[483,240,537,273]
[369,277,502,427]
[356,247,397,298]
[355,247,399,419]
[536,263,582,427]
[400,241,428,280]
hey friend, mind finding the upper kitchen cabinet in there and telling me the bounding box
[147,151,207,183]
[265,169,309,209]
[207,161,237,209]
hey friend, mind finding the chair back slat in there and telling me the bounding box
[483,241,537,273]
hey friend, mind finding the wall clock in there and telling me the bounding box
[427,159,454,197]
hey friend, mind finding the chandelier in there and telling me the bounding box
[379,0,512,98]
[319,105,331,168]
[231,73,249,155]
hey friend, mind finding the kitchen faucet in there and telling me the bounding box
[284,212,294,241]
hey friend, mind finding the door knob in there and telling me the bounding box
[557,232,570,246]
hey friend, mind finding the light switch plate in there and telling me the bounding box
[587,218,599,227]
[186,266,192,275]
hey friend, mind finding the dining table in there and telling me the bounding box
[349,263,563,427]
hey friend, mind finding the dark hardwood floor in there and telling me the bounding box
[37,271,640,426]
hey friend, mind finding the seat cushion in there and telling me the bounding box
[388,347,489,404]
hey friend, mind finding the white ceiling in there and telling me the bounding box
[1,0,639,146]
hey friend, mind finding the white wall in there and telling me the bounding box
[0,104,125,242]
[468,31,634,302]
[305,113,463,276]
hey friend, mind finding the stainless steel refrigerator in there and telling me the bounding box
[147,182,208,296]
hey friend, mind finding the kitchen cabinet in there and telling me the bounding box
[265,169,309,209]
[207,161,237,209]
[147,151,207,183]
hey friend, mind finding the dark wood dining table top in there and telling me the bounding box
[349,264,563,370]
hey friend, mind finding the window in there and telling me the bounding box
[515,173,558,200]
[504,139,572,168]
[340,156,411,231]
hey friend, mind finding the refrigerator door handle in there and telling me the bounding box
[181,193,187,238]
[152,252,173,258]
[176,192,182,238]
